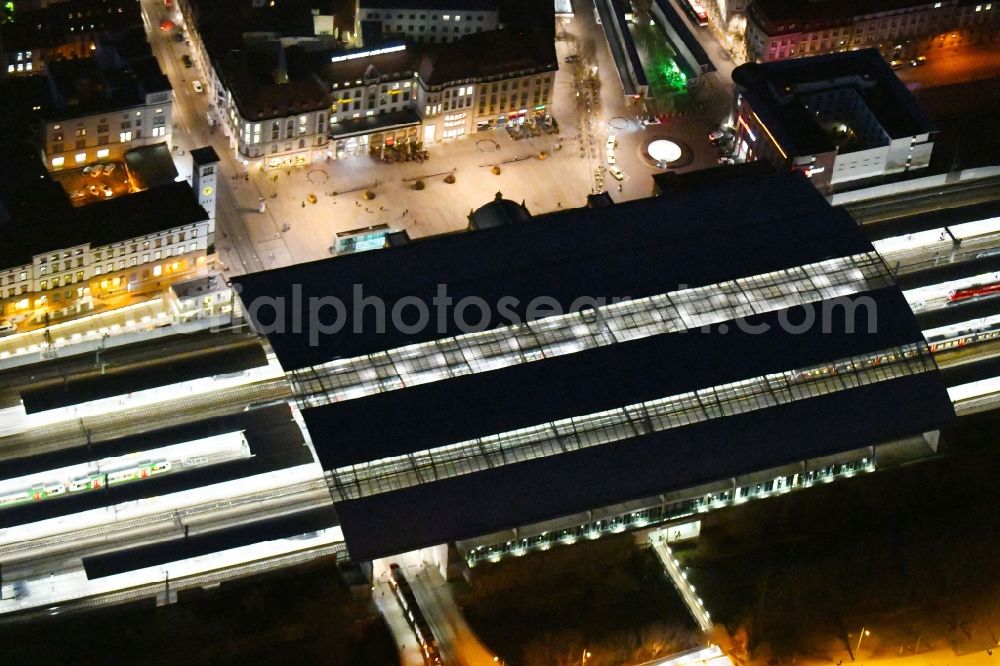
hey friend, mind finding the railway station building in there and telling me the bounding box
[234,168,955,563]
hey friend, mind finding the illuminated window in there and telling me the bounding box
[74,153,86,163]
[153,265,162,277]
[51,157,65,167]
[96,148,109,158]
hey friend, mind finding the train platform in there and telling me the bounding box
[19,338,267,414]
[0,328,259,410]
[83,506,338,579]
[897,254,1000,291]
[0,403,311,529]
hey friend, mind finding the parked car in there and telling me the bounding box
[87,184,100,197]
[717,157,735,165]
[102,163,116,175]
[606,150,616,165]
[609,165,624,180]
[182,54,193,68]
[192,80,203,93]
[890,59,906,70]
[606,134,616,148]
[0,320,16,336]
[911,56,927,66]
[98,184,113,198]
[708,129,726,144]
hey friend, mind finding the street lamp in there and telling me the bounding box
[854,627,871,660]
[582,649,592,666]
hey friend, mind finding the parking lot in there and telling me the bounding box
[52,161,132,206]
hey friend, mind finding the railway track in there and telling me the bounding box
[0,377,293,462]
[0,477,329,559]
[845,174,1000,225]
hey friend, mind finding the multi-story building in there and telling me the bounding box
[730,50,936,194]
[42,31,172,170]
[419,28,556,140]
[745,0,1000,63]
[318,46,422,158]
[178,0,553,168]
[0,146,214,325]
[358,0,499,44]
[177,0,359,114]
[318,29,556,158]
[0,0,141,78]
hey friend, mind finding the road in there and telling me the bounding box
[142,0,285,276]
[374,578,428,666]
[895,42,1000,89]
[409,565,499,666]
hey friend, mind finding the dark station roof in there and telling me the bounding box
[306,287,928,469]
[83,507,339,579]
[234,170,867,371]
[237,169,954,560]
[337,372,953,560]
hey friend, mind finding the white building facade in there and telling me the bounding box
[358,1,499,43]
[1,219,211,323]
[746,0,999,62]
[45,90,173,170]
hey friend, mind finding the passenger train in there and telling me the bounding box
[791,347,921,381]
[0,460,172,509]
[948,282,1000,303]
[926,321,1000,354]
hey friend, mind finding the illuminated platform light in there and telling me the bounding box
[648,139,683,164]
